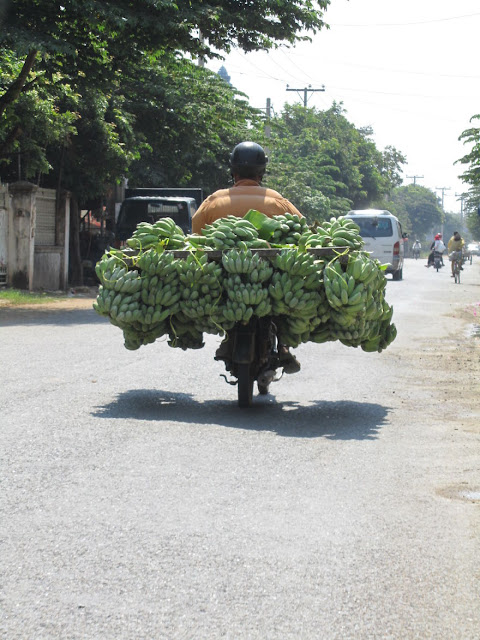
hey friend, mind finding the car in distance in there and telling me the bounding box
[466,242,480,256]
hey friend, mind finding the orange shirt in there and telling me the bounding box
[191,179,303,233]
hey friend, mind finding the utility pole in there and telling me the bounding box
[198,30,205,67]
[265,98,272,141]
[436,186,450,210]
[455,192,465,225]
[436,186,450,237]
[407,175,423,185]
[286,84,325,107]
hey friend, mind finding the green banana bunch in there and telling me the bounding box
[176,253,223,320]
[269,271,322,317]
[222,248,272,279]
[309,324,333,344]
[272,248,319,277]
[94,212,397,355]
[319,216,364,250]
[324,258,370,312]
[95,251,127,283]
[269,213,309,245]
[168,315,205,350]
[200,216,269,250]
[126,218,186,250]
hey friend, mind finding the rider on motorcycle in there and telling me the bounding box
[191,141,303,374]
[426,233,445,267]
[412,239,421,258]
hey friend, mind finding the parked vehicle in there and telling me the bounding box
[345,209,406,280]
[467,242,480,256]
[115,195,198,244]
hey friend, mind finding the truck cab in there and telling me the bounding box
[115,195,197,244]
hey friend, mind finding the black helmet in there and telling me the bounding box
[229,142,268,177]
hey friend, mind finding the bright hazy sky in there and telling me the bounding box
[208,0,480,215]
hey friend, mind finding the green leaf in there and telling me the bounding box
[243,209,280,239]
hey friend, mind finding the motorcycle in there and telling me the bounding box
[433,250,444,271]
[412,245,421,259]
[215,316,284,407]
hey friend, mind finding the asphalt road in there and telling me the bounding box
[1,257,479,639]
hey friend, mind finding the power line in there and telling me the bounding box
[332,12,480,28]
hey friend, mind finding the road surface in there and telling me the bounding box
[1,257,479,639]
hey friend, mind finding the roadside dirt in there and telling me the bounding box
[406,297,480,436]
[0,287,98,311]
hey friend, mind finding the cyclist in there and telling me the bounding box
[447,231,465,277]
[192,141,303,373]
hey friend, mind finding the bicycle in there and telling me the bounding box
[450,250,462,284]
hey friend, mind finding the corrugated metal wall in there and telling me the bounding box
[0,186,8,284]
[35,189,56,245]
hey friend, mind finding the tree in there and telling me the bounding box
[119,55,263,194]
[0,0,332,174]
[263,103,404,223]
[381,145,407,196]
[0,0,331,114]
[1,0,332,283]
[388,185,443,240]
[456,114,480,238]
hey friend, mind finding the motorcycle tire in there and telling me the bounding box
[237,363,254,408]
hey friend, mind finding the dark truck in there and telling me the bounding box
[115,188,203,244]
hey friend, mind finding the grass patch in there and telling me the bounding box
[0,288,63,306]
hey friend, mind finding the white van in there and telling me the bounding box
[345,209,405,280]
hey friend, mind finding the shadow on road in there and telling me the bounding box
[92,388,391,440]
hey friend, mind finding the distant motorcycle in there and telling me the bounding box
[412,245,421,259]
[433,250,444,272]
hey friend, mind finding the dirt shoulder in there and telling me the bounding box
[0,287,98,311]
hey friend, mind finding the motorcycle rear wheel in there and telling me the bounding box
[237,363,254,408]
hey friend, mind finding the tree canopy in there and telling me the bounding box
[0,0,332,192]
[261,103,405,223]
[456,114,480,238]
[387,185,443,240]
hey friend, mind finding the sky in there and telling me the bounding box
[207,0,480,215]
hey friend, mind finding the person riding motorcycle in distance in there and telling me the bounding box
[447,230,465,276]
[412,239,421,258]
[426,233,445,267]
[191,141,303,374]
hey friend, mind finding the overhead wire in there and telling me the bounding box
[331,12,480,27]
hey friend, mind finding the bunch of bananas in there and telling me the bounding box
[176,253,224,327]
[311,216,364,250]
[269,271,323,317]
[218,248,272,323]
[222,274,271,323]
[268,249,326,316]
[275,314,327,348]
[269,213,310,245]
[222,248,273,280]
[94,213,397,356]
[322,252,396,351]
[126,218,186,250]
[199,216,270,250]
[271,248,324,286]
[323,258,372,313]
[168,312,205,350]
